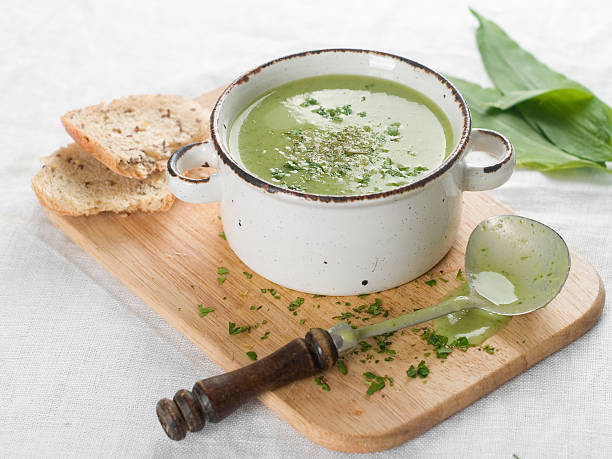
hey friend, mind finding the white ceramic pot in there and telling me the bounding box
[167,49,514,295]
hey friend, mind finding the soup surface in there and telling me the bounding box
[229,75,454,195]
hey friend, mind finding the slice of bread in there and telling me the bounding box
[62,95,207,179]
[32,144,175,216]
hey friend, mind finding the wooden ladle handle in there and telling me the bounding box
[156,328,338,440]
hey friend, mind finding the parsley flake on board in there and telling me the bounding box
[217,267,229,275]
[407,361,430,378]
[228,322,251,335]
[260,331,270,340]
[197,305,215,317]
[363,372,393,396]
[246,351,257,361]
[243,271,253,279]
[406,365,417,378]
[337,358,348,375]
[288,297,305,315]
[218,232,226,240]
[482,344,496,354]
[217,277,226,285]
[314,376,330,391]
[425,279,437,287]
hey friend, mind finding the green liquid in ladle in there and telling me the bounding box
[432,284,511,346]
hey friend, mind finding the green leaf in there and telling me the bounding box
[487,87,593,111]
[449,77,610,173]
[471,9,612,163]
[246,351,258,361]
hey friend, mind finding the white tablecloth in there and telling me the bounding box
[2,1,611,457]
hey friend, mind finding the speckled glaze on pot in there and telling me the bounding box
[167,49,515,295]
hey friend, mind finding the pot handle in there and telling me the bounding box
[462,128,515,191]
[166,141,222,203]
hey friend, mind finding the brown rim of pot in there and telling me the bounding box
[209,48,471,203]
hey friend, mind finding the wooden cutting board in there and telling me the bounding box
[43,87,605,453]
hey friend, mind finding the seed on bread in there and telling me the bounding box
[31,144,175,216]
[62,95,207,179]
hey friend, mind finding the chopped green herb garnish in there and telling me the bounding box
[420,328,474,359]
[374,332,396,355]
[452,336,471,351]
[260,331,270,340]
[357,111,367,117]
[313,294,326,298]
[440,277,449,283]
[218,232,226,240]
[333,311,355,321]
[483,344,496,354]
[243,271,253,279]
[337,358,347,375]
[228,322,250,335]
[261,319,267,325]
[312,104,352,122]
[359,341,372,352]
[357,293,369,298]
[456,269,464,281]
[217,267,229,275]
[363,372,393,395]
[260,288,267,293]
[386,123,400,136]
[197,304,215,317]
[246,351,257,361]
[406,365,417,378]
[300,97,319,107]
[314,376,330,391]
[425,279,437,287]
[299,319,306,325]
[288,297,305,312]
[365,298,387,316]
[417,360,430,378]
[217,276,226,285]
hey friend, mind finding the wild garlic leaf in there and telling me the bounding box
[471,9,612,163]
[487,87,593,111]
[449,77,611,173]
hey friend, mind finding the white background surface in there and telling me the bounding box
[2,1,611,457]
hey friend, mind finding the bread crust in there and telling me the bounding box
[61,95,208,179]
[31,144,176,216]
[62,111,132,178]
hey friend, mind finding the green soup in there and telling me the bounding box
[229,75,454,195]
